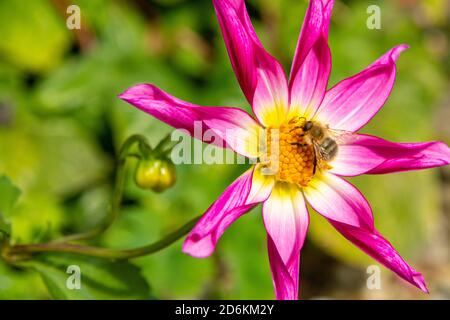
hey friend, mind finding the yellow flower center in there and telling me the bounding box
[262,118,316,187]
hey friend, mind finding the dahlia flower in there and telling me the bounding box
[119,0,450,299]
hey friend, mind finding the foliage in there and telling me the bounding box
[23,254,152,300]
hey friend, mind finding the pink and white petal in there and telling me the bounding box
[119,84,261,158]
[290,0,333,84]
[328,134,386,176]
[329,220,428,293]
[213,0,289,127]
[183,166,273,258]
[329,134,450,176]
[365,137,450,174]
[201,111,263,159]
[212,0,259,102]
[252,60,290,127]
[303,172,373,229]
[315,45,408,132]
[289,35,332,119]
[263,183,309,300]
[305,172,428,292]
[248,164,276,203]
[267,236,300,300]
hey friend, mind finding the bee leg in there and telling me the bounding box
[313,152,317,175]
[289,142,307,147]
[288,116,307,124]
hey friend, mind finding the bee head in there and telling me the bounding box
[303,121,324,139]
[303,121,313,132]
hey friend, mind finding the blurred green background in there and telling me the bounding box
[0,0,449,299]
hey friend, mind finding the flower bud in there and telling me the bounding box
[134,158,176,192]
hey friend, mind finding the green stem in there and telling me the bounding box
[6,216,200,261]
[154,132,174,155]
[53,135,150,243]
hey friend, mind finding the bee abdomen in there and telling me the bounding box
[319,137,338,161]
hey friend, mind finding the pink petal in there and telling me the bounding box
[321,0,334,38]
[119,84,261,158]
[251,58,290,127]
[213,0,289,127]
[328,134,386,177]
[183,167,274,258]
[304,172,373,229]
[289,1,333,118]
[304,172,428,292]
[290,0,333,83]
[330,221,429,293]
[289,35,331,119]
[263,183,309,300]
[315,45,409,132]
[330,134,450,176]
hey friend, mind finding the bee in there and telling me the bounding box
[290,118,344,174]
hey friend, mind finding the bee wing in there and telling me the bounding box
[325,128,355,145]
[311,140,324,159]
[311,141,321,174]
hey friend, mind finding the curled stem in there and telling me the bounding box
[0,133,194,265]
[53,135,149,243]
[4,216,200,261]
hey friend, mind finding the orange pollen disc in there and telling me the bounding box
[262,120,316,187]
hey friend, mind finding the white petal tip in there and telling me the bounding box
[390,44,410,61]
[182,239,214,259]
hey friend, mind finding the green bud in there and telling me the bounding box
[134,158,176,193]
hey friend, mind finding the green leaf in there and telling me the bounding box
[0,176,20,237]
[0,219,11,238]
[9,193,65,243]
[0,175,21,217]
[0,0,70,72]
[0,118,110,198]
[0,260,49,299]
[23,254,152,300]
